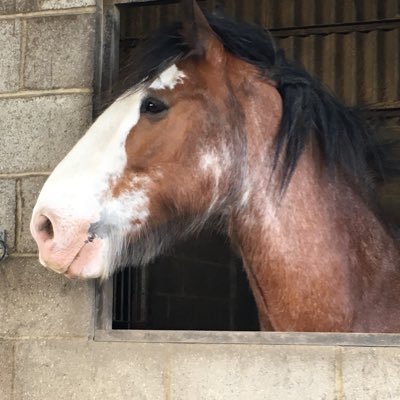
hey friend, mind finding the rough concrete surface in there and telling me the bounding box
[0,257,93,338]
[0,341,13,400]
[5,339,400,399]
[18,176,48,253]
[0,19,21,92]
[24,14,95,89]
[15,0,36,13]
[38,0,96,10]
[0,0,16,14]
[342,347,400,399]
[13,340,168,400]
[0,179,16,251]
[6,339,400,400]
[0,94,92,173]
[170,344,336,400]
[0,0,95,13]
[11,340,337,400]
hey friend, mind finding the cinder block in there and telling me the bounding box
[14,340,94,400]
[18,176,48,253]
[0,257,93,338]
[37,0,96,10]
[0,1,15,14]
[0,0,96,13]
[342,347,400,399]
[170,344,336,400]
[90,342,167,399]
[14,340,167,399]
[24,14,95,89]
[0,179,16,250]
[15,0,35,13]
[0,341,13,400]
[0,94,92,174]
[0,20,21,92]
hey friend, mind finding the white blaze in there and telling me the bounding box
[31,64,187,278]
[150,64,186,90]
[34,64,187,231]
[33,89,148,230]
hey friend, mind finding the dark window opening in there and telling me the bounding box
[112,0,260,332]
[112,231,260,330]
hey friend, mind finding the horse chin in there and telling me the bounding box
[93,218,204,278]
[109,220,190,273]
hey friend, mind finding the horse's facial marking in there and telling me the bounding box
[149,64,186,90]
[107,181,150,225]
[30,85,152,278]
[105,64,187,230]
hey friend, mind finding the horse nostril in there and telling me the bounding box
[37,215,54,241]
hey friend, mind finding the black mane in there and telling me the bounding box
[120,13,382,190]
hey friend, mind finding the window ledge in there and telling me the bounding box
[94,330,400,347]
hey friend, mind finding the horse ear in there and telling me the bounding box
[182,0,225,64]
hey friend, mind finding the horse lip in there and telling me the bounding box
[45,263,68,274]
[63,242,89,278]
[40,255,69,275]
[49,240,87,278]
[45,256,80,276]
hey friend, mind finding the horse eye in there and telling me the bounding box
[140,97,168,115]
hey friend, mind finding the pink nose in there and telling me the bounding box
[31,212,64,272]
[31,209,105,279]
[32,214,55,246]
[31,210,82,274]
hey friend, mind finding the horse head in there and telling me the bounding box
[30,1,280,279]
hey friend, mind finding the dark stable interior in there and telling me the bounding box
[113,231,260,330]
[112,0,400,330]
[113,0,261,331]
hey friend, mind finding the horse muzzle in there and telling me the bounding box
[30,210,106,279]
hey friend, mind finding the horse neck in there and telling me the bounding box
[229,143,400,332]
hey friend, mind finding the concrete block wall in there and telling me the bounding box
[0,1,96,398]
[1,1,400,399]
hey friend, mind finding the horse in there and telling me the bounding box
[30,0,400,332]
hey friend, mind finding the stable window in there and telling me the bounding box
[95,0,400,342]
[112,231,259,331]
